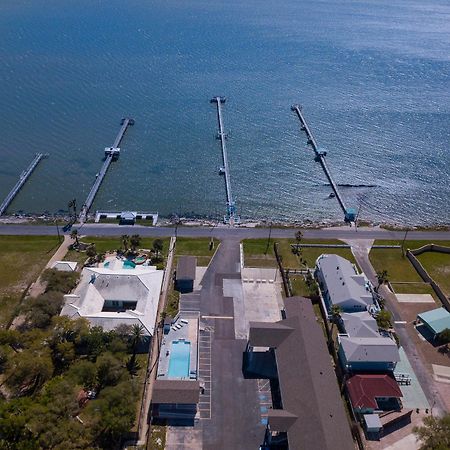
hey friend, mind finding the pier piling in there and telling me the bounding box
[291,104,356,222]
[0,153,46,216]
[211,96,238,224]
[79,118,134,222]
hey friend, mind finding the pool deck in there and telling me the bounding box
[157,316,199,380]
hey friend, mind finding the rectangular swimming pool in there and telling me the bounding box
[168,340,191,379]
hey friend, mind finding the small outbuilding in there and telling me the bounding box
[175,256,197,293]
[163,316,173,334]
[119,211,136,225]
[51,261,78,272]
[151,379,200,421]
[417,307,450,342]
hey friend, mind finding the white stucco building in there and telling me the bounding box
[61,258,163,337]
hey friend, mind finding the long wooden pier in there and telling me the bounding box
[211,96,238,224]
[79,118,134,222]
[291,105,356,222]
[0,153,45,216]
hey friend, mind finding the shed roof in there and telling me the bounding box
[417,307,450,335]
[176,256,197,281]
[51,260,78,271]
[340,336,400,364]
[347,374,402,410]
[364,413,382,429]
[120,211,136,220]
[152,380,200,404]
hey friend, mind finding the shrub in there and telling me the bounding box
[41,269,79,294]
[437,328,450,345]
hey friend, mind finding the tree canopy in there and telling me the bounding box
[413,414,450,450]
[0,299,144,449]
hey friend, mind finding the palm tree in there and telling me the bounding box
[127,324,145,375]
[376,270,389,291]
[70,229,79,247]
[153,239,164,256]
[130,324,145,355]
[293,230,303,256]
[329,305,342,342]
[121,235,130,252]
[130,234,141,253]
[86,244,97,259]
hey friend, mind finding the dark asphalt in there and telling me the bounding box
[197,239,266,449]
[1,223,450,241]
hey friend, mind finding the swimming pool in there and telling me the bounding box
[123,260,136,269]
[168,340,191,379]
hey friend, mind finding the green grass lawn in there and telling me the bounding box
[370,249,421,283]
[243,238,355,269]
[242,239,277,268]
[299,241,356,268]
[0,235,61,325]
[416,251,450,295]
[148,425,166,450]
[175,237,218,266]
[290,276,310,297]
[370,240,450,285]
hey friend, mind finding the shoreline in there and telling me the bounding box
[0,213,449,232]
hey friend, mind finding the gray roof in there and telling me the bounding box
[120,211,136,220]
[267,409,298,432]
[341,311,380,338]
[152,380,200,404]
[249,296,354,450]
[316,254,373,309]
[176,256,197,281]
[248,321,294,348]
[340,336,400,363]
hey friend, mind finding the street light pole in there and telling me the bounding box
[55,219,61,244]
[264,221,273,255]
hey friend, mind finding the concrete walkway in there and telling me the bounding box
[27,235,73,298]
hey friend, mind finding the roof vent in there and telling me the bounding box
[342,282,345,285]
[336,266,339,270]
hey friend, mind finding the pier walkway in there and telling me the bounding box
[79,118,134,222]
[0,153,45,216]
[291,105,355,222]
[211,96,238,224]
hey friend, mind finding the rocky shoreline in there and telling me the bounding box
[0,213,449,232]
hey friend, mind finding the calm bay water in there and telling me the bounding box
[0,0,449,225]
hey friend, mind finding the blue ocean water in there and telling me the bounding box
[0,0,449,225]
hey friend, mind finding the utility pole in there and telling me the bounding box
[401,229,409,257]
[264,221,273,255]
[55,218,61,244]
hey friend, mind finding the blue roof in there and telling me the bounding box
[417,307,450,334]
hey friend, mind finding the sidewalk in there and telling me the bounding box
[27,235,73,298]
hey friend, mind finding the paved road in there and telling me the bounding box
[193,238,265,449]
[1,223,449,241]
